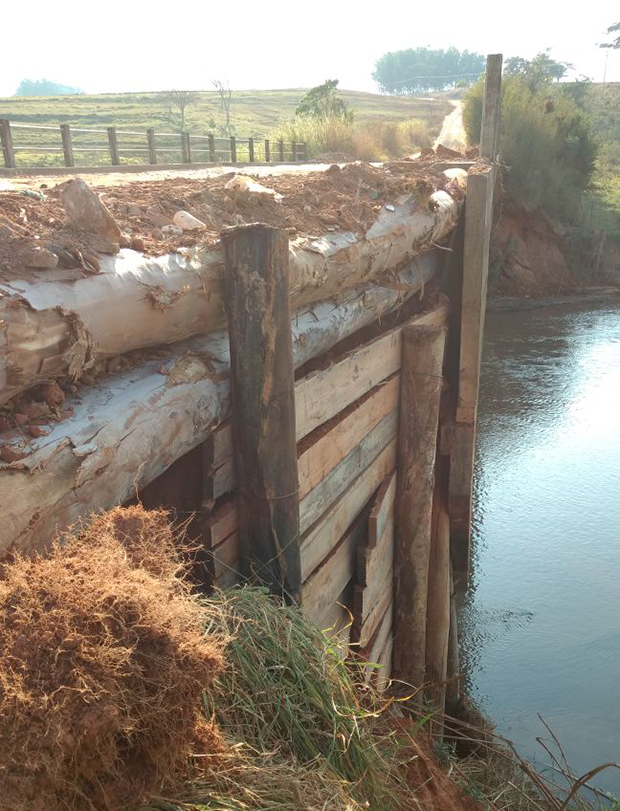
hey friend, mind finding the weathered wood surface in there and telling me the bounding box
[480,54,503,161]
[223,224,301,599]
[456,169,494,424]
[451,168,494,586]
[361,598,393,690]
[301,513,366,627]
[211,530,241,589]
[300,410,397,534]
[0,279,447,554]
[393,325,446,689]
[301,439,396,581]
[425,475,451,727]
[0,189,458,405]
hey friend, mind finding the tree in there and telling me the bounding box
[504,51,573,93]
[296,80,351,119]
[160,90,199,132]
[462,75,596,221]
[600,22,620,49]
[372,47,485,95]
[15,79,83,96]
[212,80,232,134]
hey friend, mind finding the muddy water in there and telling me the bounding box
[460,301,620,797]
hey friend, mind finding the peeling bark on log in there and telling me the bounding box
[0,253,439,554]
[0,191,458,405]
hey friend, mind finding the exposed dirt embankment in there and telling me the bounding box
[491,204,620,298]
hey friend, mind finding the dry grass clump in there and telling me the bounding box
[0,505,224,811]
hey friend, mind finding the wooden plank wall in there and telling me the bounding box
[201,298,449,687]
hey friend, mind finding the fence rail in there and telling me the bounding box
[0,120,307,170]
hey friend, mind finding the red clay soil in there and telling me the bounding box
[0,161,458,280]
[0,505,224,811]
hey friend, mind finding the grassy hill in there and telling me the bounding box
[0,88,451,168]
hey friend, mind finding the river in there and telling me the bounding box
[460,301,620,797]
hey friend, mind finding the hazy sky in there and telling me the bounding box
[1,0,618,96]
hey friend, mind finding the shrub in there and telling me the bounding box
[463,76,597,221]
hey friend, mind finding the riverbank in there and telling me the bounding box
[488,286,620,311]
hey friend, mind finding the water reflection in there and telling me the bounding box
[460,302,620,796]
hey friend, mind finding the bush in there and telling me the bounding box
[271,114,432,161]
[0,506,223,811]
[463,76,597,221]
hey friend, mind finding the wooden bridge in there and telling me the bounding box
[0,55,503,731]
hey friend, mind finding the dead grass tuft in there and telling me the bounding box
[0,505,224,811]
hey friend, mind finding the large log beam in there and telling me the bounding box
[0,252,440,555]
[0,191,458,406]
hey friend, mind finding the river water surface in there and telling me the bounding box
[461,301,620,797]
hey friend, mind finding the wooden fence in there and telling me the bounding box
[0,119,307,170]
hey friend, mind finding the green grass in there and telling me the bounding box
[0,88,450,168]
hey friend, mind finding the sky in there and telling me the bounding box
[1,0,618,97]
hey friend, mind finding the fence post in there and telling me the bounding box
[107,126,120,166]
[300,142,308,161]
[291,141,297,162]
[59,124,75,168]
[264,138,271,163]
[222,224,302,603]
[230,136,237,163]
[146,128,157,164]
[278,139,284,161]
[0,119,16,169]
[393,324,446,692]
[181,131,192,163]
[480,54,503,160]
[208,133,215,162]
[248,137,255,162]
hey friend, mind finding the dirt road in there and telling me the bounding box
[434,101,466,151]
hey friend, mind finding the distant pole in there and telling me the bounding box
[146,128,157,164]
[264,138,271,163]
[230,135,237,163]
[60,124,75,167]
[107,126,120,166]
[480,54,503,161]
[278,139,284,161]
[248,137,255,162]
[181,131,192,163]
[208,133,215,162]
[0,120,16,169]
[291,140,297,162]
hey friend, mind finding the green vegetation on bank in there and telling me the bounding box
[463,67,597,222]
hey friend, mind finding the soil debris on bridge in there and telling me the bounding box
[0,160,461,280]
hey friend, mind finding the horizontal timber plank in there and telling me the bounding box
[212,530,241,589]
[302,512,366,628]
[299,409,397,534]
[368,470,396,552]
[300,438,397,581]
[295,299,449,442]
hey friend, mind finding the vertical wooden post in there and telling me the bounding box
[480,54,503,161]
[59,124,75,167]
[301,141,308,161]
[248,137,255,162]
[425,454,451,738]
[146,128,157,164]
[445,568,460,714]
[0,120,16,169]
[222,224,302,603]
[230,136,237,163]
[291,141,297,162]
[181,131,192,163]
[107,126,120,165]
[208,133,215,162]
[393,324,446,690]
[449,168,494,587]
[278,139,284,161]
[264,138,271,162]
